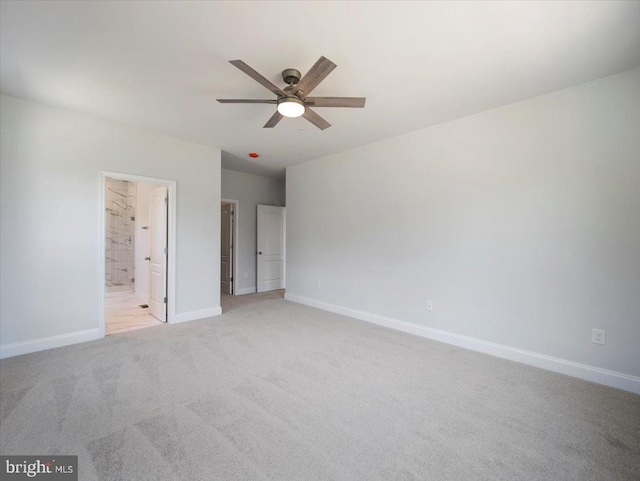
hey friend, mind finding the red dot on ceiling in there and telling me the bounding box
[249,152,259,158]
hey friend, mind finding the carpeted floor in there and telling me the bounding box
[220,289,285,313]
[1,294,639,480]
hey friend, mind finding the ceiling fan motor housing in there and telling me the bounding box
[282,68,301,85]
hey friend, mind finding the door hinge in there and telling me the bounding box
[164,297,167,304]
[164,197,168,204]
[230,277,233,282]
[164,247,167,254]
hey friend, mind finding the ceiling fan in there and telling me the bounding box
[217,56,366,130]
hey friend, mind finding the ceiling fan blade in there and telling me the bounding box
[303,108,331,130]
[304,97,366,108]
[263,111,284,128]
[295,56,337,97]
[229,60,287,97]
[217,99,276,104]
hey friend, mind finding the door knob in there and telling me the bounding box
[145,256,151,261]
[258,252,262,255]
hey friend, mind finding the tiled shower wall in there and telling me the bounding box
[105,178,136,291]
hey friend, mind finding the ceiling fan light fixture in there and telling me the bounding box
[219,57,364,129]
[277,97,305,118]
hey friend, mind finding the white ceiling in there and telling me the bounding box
[2,1,639,178]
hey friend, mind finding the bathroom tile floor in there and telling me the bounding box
[105,290,164,335]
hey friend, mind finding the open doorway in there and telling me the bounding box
[100,172,176,336]
[220,200,238,296]
[219,202,285,313]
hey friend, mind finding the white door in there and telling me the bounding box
[257,205,285,293]
[149,186,168,322]
[220,203,233,294]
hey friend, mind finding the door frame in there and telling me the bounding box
[98,171,177,337]
[221,198,239,296]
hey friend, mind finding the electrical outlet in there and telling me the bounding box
[316,280,322,289]
[592,328,606,345]
[426,300,433,312]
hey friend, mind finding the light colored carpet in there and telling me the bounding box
[1,294,639,480]
[220,289,285,313]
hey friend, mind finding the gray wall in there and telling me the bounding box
[286,68,640,380]
[221,169,285,294]
[0,94,221,348]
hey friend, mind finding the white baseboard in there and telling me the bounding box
[284,293,640,395]
[0,306,224,358]
[172,307,222,324]
[235,286,257,295]
[0,328,102,360]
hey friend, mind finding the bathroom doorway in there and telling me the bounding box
[100,172,176,336]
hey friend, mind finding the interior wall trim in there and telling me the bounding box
[172,307,222,324]
[284,293,640,395]
[0,328,101,360]
[235,287,257,296]
[0,305,224,359]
